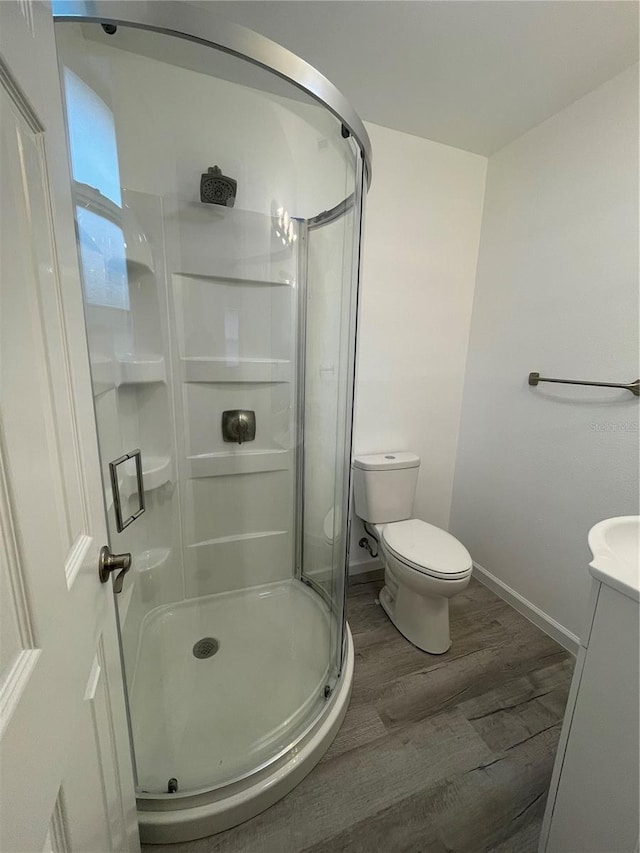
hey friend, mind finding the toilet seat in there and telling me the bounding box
[382,519,472,580]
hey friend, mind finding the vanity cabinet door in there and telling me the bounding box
[546,584,639,853]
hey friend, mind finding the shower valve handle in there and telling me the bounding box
[235,414,249,445]
[222,410,256,445]
[98,545,132,593]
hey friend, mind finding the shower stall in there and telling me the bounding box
[52,2,370,843]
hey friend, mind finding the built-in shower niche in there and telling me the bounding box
[164,200,297,598]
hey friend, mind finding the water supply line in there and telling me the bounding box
[358,521,379,558]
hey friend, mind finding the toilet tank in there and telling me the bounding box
[353,452,420,524]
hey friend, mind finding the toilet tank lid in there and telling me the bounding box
[353,452,420,471]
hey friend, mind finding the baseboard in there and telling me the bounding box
[472,562,580,655]
[349,558,384,585]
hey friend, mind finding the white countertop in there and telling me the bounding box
[588,516,640,602]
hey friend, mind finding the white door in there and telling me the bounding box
[0,2,140,851]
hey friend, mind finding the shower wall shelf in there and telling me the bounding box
[188,449,291,478]
[119,355,166,385]
[123,455,173,494]
[90,355,117,396]
[177,271,294,288]
[90,355,167,390]
[181,357,292,384]
[134,547,172,574]
[126,259,155,277]
[190,530,287,548]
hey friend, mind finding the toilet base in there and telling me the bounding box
[379,584,452,654]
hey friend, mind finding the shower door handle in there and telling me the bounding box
[109,448,145,532]
[98,545,132,593]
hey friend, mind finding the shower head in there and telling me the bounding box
[200,166,237,207]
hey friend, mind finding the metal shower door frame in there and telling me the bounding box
[52,0,372,186]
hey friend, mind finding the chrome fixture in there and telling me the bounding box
[222,410,256,444]
[98,545,132,593]
[528,372,640,396]
[109,448,145,532]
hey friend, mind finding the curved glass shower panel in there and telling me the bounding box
[56,18,361,798]
[303,203,359,675]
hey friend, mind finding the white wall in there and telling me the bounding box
[450,65,639,642]
[350,122,487,568]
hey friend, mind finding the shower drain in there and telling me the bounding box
[192,637,219,659]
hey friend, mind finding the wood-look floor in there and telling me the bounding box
[142,578,573,853]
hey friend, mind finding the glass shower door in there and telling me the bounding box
[302,192,361,684]
[63,63,181,681]
[55,14,364,806]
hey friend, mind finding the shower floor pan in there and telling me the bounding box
[132,578,354,843]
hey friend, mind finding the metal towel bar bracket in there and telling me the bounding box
[528,372,640,396]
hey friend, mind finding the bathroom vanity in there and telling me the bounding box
[539,516,640,853]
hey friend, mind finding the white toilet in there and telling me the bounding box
[353,452,472,654]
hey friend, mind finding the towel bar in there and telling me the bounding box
[528,373,640,396]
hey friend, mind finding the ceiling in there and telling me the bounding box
[201,1,638,155]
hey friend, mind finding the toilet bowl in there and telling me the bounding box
[353,452,472,654]
[377,519,472,653]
